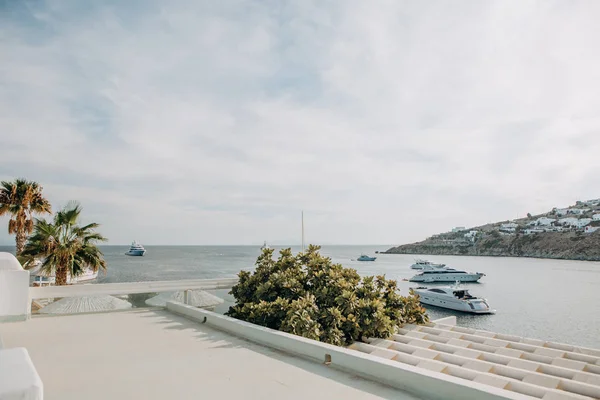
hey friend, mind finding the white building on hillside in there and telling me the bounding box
[558,217,579,226]
[593,214,600,221]
[451,226,466,233]
[582,198,600,206]
[524,228,544,235]
[463,230,478,242]
[535,217,556,226]
[501,222,519,229]
[575,218,592,228]
[555,208,570,216]
[569,208,590,215]
[585,226,600,234]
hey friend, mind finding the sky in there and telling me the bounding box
[1,1,600,246]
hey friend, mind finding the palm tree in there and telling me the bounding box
[20,202,107,286]
[0,179,52,255]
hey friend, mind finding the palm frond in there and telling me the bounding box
[8,219,16,234]
[21,202,108,285]
[54,201,82,226]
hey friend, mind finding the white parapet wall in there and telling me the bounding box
[0,253,30,323]
[167,301,530,400]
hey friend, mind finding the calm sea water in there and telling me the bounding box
[2,245,599,349]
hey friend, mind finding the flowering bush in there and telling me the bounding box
[226,245,428,346]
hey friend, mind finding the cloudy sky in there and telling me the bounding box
[1,1,600,246]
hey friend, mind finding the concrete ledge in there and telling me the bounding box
[431,316,457,326]
[166,301,531,400]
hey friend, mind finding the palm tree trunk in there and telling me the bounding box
[15,229,27,255]
[55,264,68,286]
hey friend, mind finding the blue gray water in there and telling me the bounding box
[2,245,599,349]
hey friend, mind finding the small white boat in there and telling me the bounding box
[413,284,495,314]
[409,267,485,283]
[260,241,271,250]
[125,241,146,256]
[357,254,377,261]
[410,259,446,270]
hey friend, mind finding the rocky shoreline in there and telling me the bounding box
[384,231,600,261]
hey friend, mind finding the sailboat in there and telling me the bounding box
[260,241,270,250]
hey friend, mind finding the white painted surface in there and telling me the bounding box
[0,253,30,322]
[369,322,600,399]
[167,302,529,400]
[29,277,238,299]
[431,316,457,326]
[38,296,132,314]
[0,347,43,400]
[0,310,418,400]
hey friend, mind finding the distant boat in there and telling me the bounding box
[125,241,146,256]
[357,254,377,262]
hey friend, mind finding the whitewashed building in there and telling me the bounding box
[524,228,544,235]
[499,222,519,233]
[463,230,478,242]
[584,226,600,234]
[569,208,590,215]
[575,218,593,228]
[451,227,466,233]
[558,217,580,227]
[555,208,570,216]
[593,214,600,221]
[535,217,556,226]
[582,198,600,206]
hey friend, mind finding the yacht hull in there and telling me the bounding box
[125,250,146,256]
[414,289,494,314]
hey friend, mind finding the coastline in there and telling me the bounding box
[382,248,600,262]
[384,230,600,262]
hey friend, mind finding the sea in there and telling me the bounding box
[2,244,599,349]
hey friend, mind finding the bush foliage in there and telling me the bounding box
[226,245,429,346]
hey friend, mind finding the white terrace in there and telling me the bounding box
[1,252,600,400]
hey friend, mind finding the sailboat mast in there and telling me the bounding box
[301,210,305,251]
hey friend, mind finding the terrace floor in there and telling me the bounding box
[0,309,421,400]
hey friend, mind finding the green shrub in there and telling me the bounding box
[226,245,428,346]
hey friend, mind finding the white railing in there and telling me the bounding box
[29,277,239,299]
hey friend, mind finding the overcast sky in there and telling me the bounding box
[1,1,600,246]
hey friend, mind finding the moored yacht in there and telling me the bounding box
[125,241,146,256]
[409,267,485,283]
[357,254,377,261]
[410,259,446,270]
[413,284,495,314]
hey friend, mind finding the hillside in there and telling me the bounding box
[385,199,600,261]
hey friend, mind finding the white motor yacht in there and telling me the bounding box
[409,266,485,283]
[413,284,495,314]
[410,259,446,270]
[125,241,146,256]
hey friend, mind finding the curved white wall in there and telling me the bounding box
[0,253,30,322]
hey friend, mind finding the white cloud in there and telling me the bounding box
[1,0,600,245]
